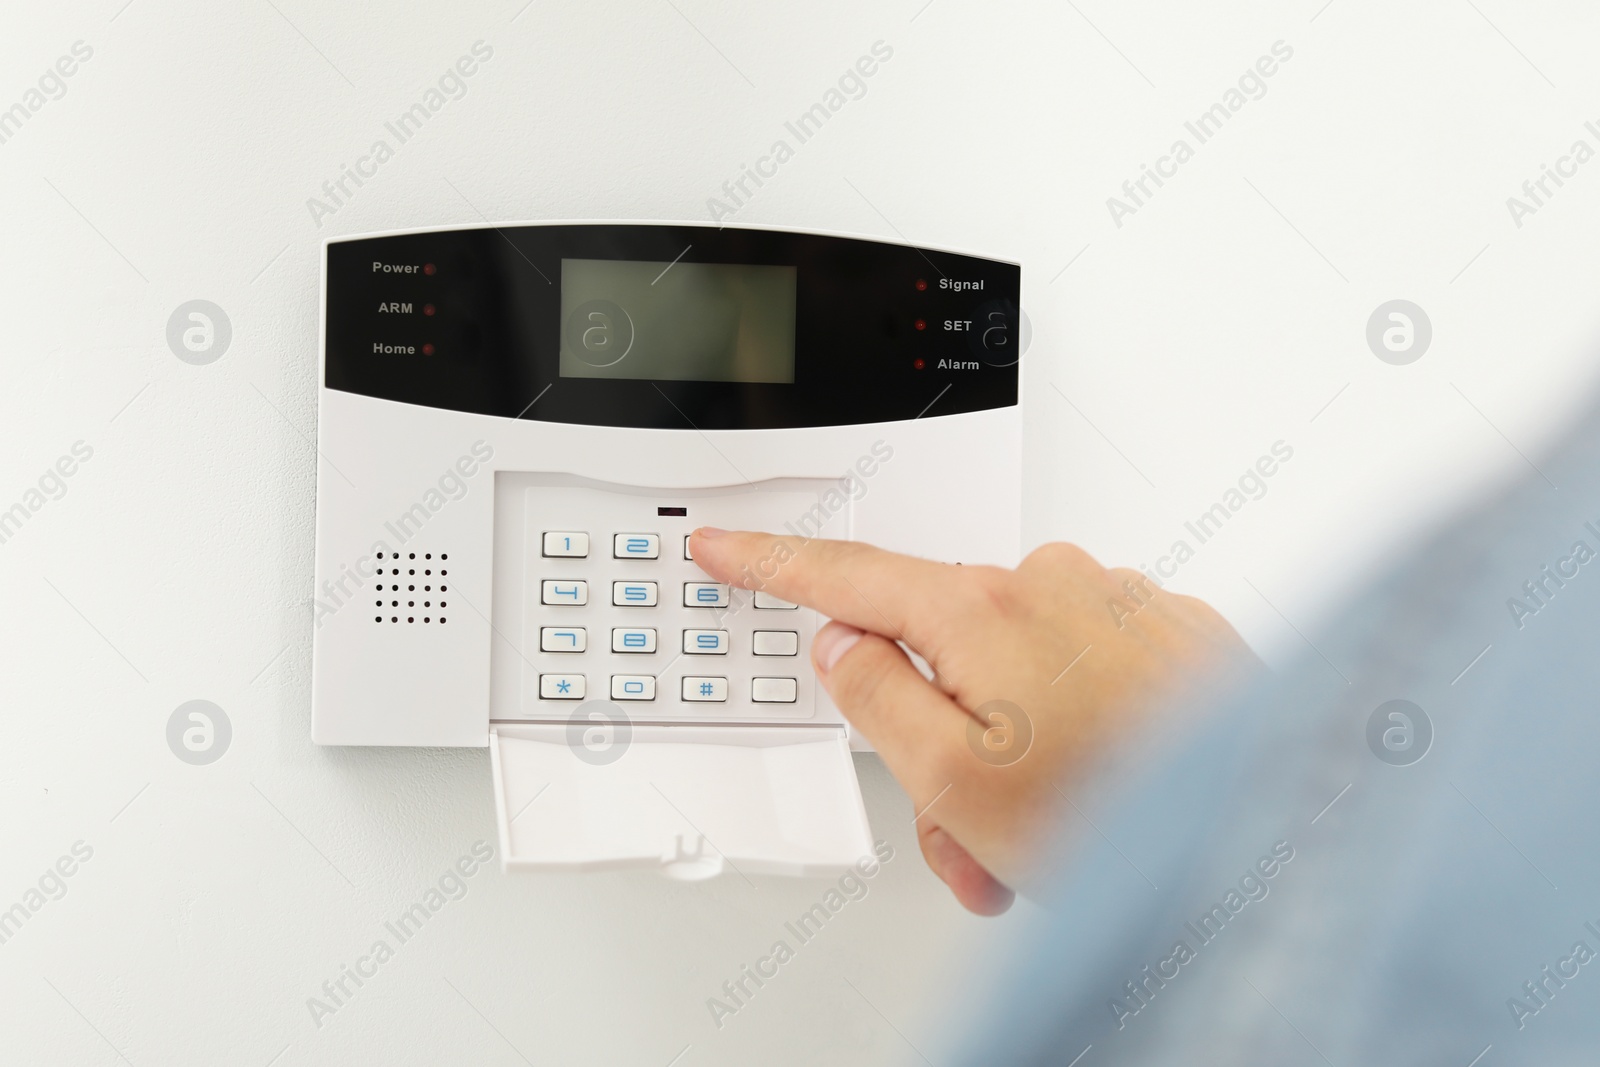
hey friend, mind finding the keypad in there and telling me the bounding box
[527,523,809,718]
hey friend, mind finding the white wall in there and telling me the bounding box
[3,1,1599,1063]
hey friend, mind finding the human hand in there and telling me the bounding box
[687,529,1259,916]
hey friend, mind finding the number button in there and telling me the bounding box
[681,677,728,702]
[613,533,660,559]
[611,675,656,701]
[753,631,799,656]
[683,535,694,560]
[542,531,589,558]
[612,627,658,653]
[541,580,588,605]
[612,581,659,606]
[683,629,729,655]
[540,627,587,652]
[684,582,730,607]
[752,677,798,703]
[539,674,585,699]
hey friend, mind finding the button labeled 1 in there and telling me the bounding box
[543,531,589,558]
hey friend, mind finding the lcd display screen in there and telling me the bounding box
[559,258,797,384]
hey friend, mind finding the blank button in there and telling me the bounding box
[754,591,797,609]
[752,631,799,656]
[752,677,797,703]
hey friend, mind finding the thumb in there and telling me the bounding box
[811,620,970,814]
[918,823,1015,916]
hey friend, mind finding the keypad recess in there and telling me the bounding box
[519,484,825,722]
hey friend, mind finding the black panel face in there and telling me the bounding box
[324,224,1020,430]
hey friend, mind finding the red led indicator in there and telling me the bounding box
[423,304,436,316]
[914,318,926,331]
[913,357,926,370]
[915,279,927,291]
[423,263,437,275]
[421,343,435,356]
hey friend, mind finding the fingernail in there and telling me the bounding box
[813,623,863,674]
[694,526,728,539]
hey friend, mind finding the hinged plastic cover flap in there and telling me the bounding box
[490,722,873,879]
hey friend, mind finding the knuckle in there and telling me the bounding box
[1021,541,1102,575]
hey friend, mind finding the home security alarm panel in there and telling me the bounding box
[312,222,1021,879]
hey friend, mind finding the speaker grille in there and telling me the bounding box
[371,551,449,624]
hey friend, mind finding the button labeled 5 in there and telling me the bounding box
[612,581,659,606]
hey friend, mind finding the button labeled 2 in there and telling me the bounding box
[542,531,589,558]
[613,533,660,559]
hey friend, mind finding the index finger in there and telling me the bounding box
[688,527,977,652]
